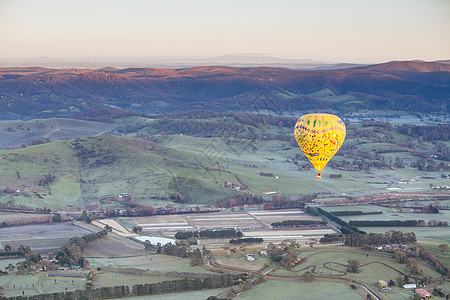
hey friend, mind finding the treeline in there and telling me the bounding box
[175,229,243,240]
[229,237,263,244]
[271,220,326,228]
[74,107,145,123]
[305,206,319,216]
[319,234,345,244]
[330,211,382,216]
[316,207,366,234]
[349,220,418,227]
[213,193,264,209]
[263,194,317,210]
[56,230,107,268]
[0,274,238,300]
[398,124,450,141]
[344,230,416,247]
[416,245,449,276]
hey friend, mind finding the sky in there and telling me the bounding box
[0,0,449,64]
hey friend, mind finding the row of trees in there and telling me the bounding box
[348,220,418,227]
[56,230,108,268]
[229,237,263,245]
[271,220,326,228]
[330,210,382,216]
[213,193,264,208]
[263,194,318,210]
[319,234,345,244]
[344,230,417,247]
[175,229,243,240]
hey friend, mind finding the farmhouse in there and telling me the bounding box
[415,288,431,298]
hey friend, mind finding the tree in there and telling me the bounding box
[132,225,143,233]
[4,245,11,252]
[396,275,406,287]
[80,211,92,224]
[190,249,203,266]
[407,258,422,275]
[394,249,407,263]
[302,271,314,283]
[144,240,152,250]
[388,279,395,286]
[5,263,15,273]
[347,259,360,273]
[438,244,448,255]
[52,213,61,223]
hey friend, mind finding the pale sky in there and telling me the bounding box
[0,0,449,63]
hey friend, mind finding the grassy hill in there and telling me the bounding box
[0,112,449,211]
[0,135,239,209]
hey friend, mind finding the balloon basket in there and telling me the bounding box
[316,173,322,179]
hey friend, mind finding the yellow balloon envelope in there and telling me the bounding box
[294,113,346,179]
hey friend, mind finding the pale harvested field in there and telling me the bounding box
[93,219,135,237]
[85,234,145,257]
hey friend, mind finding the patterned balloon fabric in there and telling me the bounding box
[294,113,346,179]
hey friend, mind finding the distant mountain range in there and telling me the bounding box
[0,54,364,70]
[0,60,448,119]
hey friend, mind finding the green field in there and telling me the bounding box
[0,273,87,297]
[87,254,213,274]
[235,280,362,300]
[118,288,228,300]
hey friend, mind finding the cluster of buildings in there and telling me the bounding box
[377,281,431,298]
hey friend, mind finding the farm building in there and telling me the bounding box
[415,288,431,298]
[246,254,255,261]
[377,280,388,288]
[403,284,417,289]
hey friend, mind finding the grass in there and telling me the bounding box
[118,288,228,300]
[0,273,87,297]
[235,280,362,300]
[93,272,174,288]
[87,254,214,274]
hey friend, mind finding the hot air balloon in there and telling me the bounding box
[294,113,346,179]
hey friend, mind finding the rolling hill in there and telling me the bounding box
[0,61,448,120]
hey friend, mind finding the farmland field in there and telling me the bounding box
[132,209,327,233]
[84,234,145,257]
[87,254,213,274]
[118,288,228,300]
[0,272,87,297]
[128,209,335,249]
[0,223,93,254]
[323,204,450,243]
[93,272,174,288]
[234,280,362,300]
